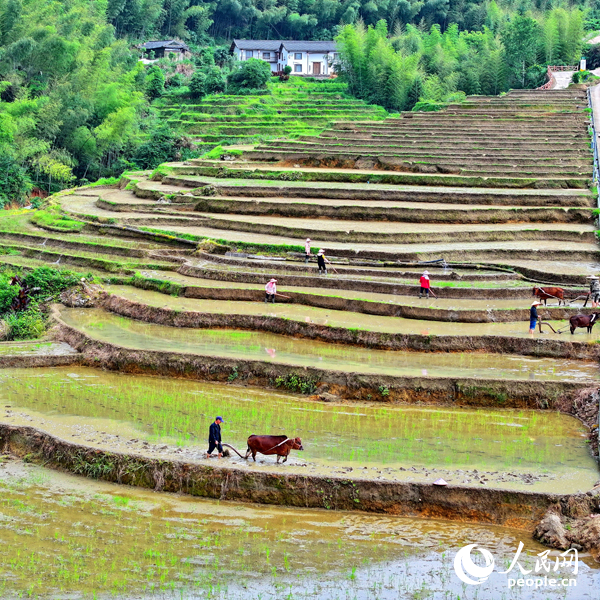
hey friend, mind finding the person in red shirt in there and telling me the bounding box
[419,270,431,299]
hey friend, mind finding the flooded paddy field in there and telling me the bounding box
[56,308,599,381]
[109,283,556,312]
[62,297,600,342]
[0,341,77,357]
[0,367,597,492]
[1,457,598,600]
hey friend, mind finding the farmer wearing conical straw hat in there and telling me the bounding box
[587,275,600,308]
[304,238,311,264]
[529,300,541,336]
[317,249,331,275]
[265,278,277,303]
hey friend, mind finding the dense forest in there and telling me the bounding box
[337,7,589,111]
[104,0,599,43]
[0,0,599,205]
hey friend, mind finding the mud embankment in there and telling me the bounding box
[185,252,592,288]
[556,388,600,458]
[0,422,564,530]
[0,355,80,369]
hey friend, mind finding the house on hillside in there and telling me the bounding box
[279,41,337,76]
[138,40,191,60]
[230,39,338,76]
[230,40,281,72]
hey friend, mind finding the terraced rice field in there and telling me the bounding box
[1,367,597,492]
[2,86,600,598]
[157,77,388,147]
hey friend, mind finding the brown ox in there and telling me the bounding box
[245,435,303,463]
[532,286,564,306]
[570,313,600,334]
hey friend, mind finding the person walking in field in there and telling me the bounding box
[529,300,540,335]
[588,275,600,308]
[317,249,331,275]
[419,270,431,299]
[304,238,311,264]
[206,416,224,459]
[265,278,277,303]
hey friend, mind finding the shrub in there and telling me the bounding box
[23,266,81,296]
[202,145,243,160]
[0,155,32,208]
[189,71,206,99]
[0,273,18,313]
[133,124,184,169]
[4,307,46,340]
[146,65,165,99]
[205,66,227,94]
[167,72,185,87]
[228,58,271,92]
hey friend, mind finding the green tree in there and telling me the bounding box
[189,70,206,99]
[204,66,226,94]
[146,65,166,99]
[227,58,271,91]
[501,12,540,88]
[0,155,32,207]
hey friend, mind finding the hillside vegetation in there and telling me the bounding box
[0,0,598,205]
[158,77,388,148]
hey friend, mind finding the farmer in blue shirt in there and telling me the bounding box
[529,301,540,335]
[206,416,224,458]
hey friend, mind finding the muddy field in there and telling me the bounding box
[1,457,598,600]
[0,367,596,493]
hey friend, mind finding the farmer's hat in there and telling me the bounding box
[531,300,541,306]
[269,278,277,282]
[306,238,310,242]
[422,270,429,275]
[586,275,599,279]
[318,249,325,255]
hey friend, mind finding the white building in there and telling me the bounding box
[230,39,338,76]
[230,40,281,72]
[278,41,337,76]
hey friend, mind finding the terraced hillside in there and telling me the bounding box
[2,87,599,433]
[158,77,388,147]
[2,85,600,596]
[245,89,594,179]
[49,89,596,282]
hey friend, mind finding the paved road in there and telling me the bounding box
[553,70,575,89]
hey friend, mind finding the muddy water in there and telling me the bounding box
[59,307,599,380]
[1,367,597,493]
[152,263,531,288]
[505,259,600,276]
[1,459,597,600]
[0,341,77,356]
[113,282,568,311]
[71,294,600,341]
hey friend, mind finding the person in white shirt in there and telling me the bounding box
[304,238,311,264]
[265,278,277,303]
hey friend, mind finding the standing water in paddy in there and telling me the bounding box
[0,459,598,600]
[1,367,597,493]
[58,308,599,381]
